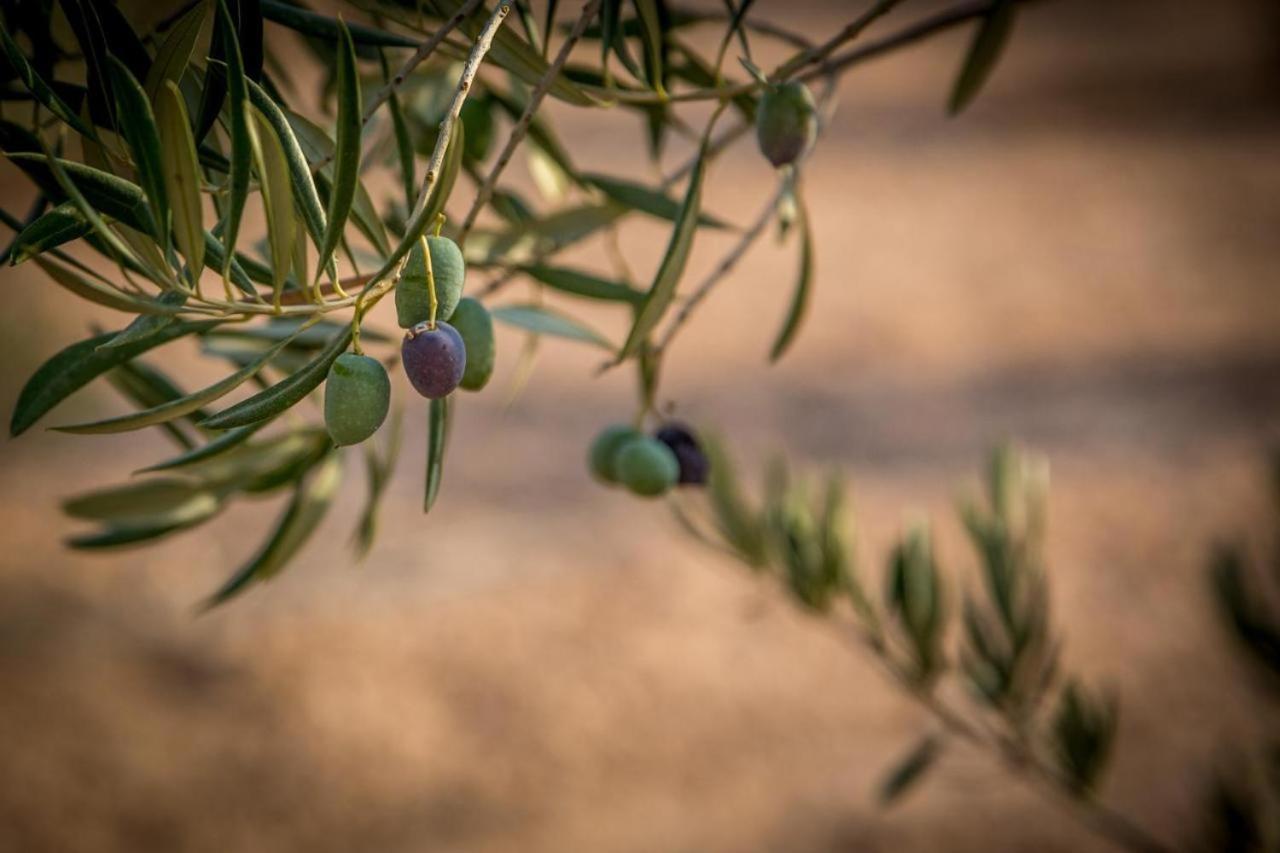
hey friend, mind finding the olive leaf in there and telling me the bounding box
[768,186,813,362]
[379,50,417,207]
[145,0,210,102]
[31,257,177,315]
[879,735,943,805]
[632,0,667,93]
[11,319,221,436]
[156,82,206,287]
[107,57,170,251]
[0,24,98,140]
[618,131,709,359]
[313,21,362,284]
[246,104,296,303]
[53,334,297,435]
[583,173,730,229]
[948,0,1017,115]
[424,396,450,513]
[199,326,352,429]
[259,0,418,48]
[6,154,156,236]
[64,479,224,550]
[203,451,343,609]
[137,421,270,474]
[355,408,402,556]
[8,203,88,264]
[99,291,190,350]
[213,0,253,283]
[520,264,644,305]
[491,304,615,350]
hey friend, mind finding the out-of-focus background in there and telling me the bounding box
[2,0,1279,850]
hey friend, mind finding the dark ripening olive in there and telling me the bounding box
[617,436,680,497]
[755,81,818,168]
[588,424,643,485]
[395,236,466,328]
[324,353,391,446]
[401,321,466,399]
[450,297,495,392]
[654,421,710,486]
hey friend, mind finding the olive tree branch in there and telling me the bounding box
[309,0,486,175]
[652,175,788,353]
[456,0,603,245]
[187,2,511,319]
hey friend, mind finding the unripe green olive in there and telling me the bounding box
[589,424,643,485]
[450,297,495,391]
[395,236,466,328]
[324,353,390,446]
[755,81,818,168]
[616,436,679,497]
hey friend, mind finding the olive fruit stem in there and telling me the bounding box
[421,235,439,329]
[653,174,790,354]
[457,0,603,245]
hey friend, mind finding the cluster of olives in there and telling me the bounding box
[322,235,496,447]
[589,421,709,498]
[755,80,818,168]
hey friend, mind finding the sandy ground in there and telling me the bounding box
[1,0,1278,850]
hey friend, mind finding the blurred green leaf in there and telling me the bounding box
[137,421,269,474]
[769,186,813,362]
[203,451,343,608]
[425,396,449,513]
[632,0,667,93]
[491,304,614,350]
[0,24,98,139]
[880,735,942,804]
[583,173,729,229]
[10,320,220,436]
[314,21,361,284]
[259,0,418,48]
[948,0,1016,115]
[520,263,644,304]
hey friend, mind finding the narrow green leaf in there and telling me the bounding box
[30,257,176,315]
[53,335,295,435]
[420,120,464,237]
[180,428,329,492]
[10,321,220,436]
[245,81,330,276]
[214,0,253,282]
[424,396,449,513]
[632,0,666,93]
[520,263,643,304]
[584,172,728,229]
[355,408,402,556]
[491,304,614,350]
[379,49,416,208]
[107,57,170,251]
[66,497,221,549]
[769,190,813,362]
[948,0,1017,116]
[203,451,342,608]
[137,421,268,473]
[100,292,189,349]
[314,21,362,285]
[258,0,418,47]
[0,18,98,139]
[145,0,210,102]
[880,735,943,804]
[199,326,352,429]
[64,479,223,549]
[246,105,295,301]
[60,0,115,128]
[618,134,708,359]
[156,82,206,286]
[10,204,91,263]
[5,153,154,235]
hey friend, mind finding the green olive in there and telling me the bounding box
[395,235,466,328]
[323,353,390,446]
[756,81,818,168]
[589,424,643,485]
[616,436,679,497]
[450,297,496,391]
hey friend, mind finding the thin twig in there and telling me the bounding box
[310,0,485,175]
[457,0,602,244]
[653,176,788,353]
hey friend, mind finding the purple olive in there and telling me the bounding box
[654,421,710,486]
[401,321,466,399]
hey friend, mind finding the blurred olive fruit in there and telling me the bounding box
[402,321,466,399]
[617,437,680,497]
[756,81,818,168]
[450,297,496,391]
[654,421,710,486]
[395,236,466,328]
[589,424,644,484]
[324,353,391,446]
